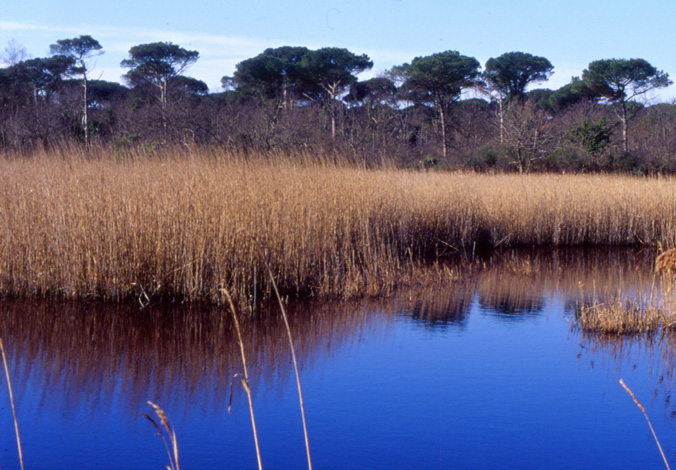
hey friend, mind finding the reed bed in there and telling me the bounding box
[572,258,676,335]
[576,300,676,335]
[575,281,676,335]
[2,146,676,303]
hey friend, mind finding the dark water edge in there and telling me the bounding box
[0,246,674,469]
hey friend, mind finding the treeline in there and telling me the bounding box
[1,36,676,173]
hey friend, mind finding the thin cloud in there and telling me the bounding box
[0,20,275,55]
[0,21,73,33]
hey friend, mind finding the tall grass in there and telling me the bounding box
[2,146,676,303]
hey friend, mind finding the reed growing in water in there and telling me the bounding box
[574,270,676,335]
[2,146,676,303]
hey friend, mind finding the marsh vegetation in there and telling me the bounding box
[2,147,676,306]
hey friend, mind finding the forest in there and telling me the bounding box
[1,35,675,174]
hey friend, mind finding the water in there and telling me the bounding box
[0,248,675,469]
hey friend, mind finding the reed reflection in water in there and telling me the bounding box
[0,246,673,469]
[0,246,650,408]
[0,299,390,413]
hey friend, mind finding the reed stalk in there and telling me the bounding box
[619,379,671,470]
[268,267,313,470]
[143,401,180,470]
[221,287,263,470]
[0,338,24,470]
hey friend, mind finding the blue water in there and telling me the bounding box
[0,253,675,469]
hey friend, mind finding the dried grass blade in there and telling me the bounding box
[619,379,671,470]
[146,401,179,470]
[0,338,24,470]
[141,412,175,470]
[220,287,263,470]
[268,267,313,470]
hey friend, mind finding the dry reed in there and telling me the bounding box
[221,287,263,470]
[269,268,312,470]
[3,146,676,304]
[575,274,676,335]
[619,379,671,470]
[142,401,180,470]
[0,338,24,470]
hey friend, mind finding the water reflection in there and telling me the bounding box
[0,298,393,414]
[407,287,473,328]
[0,245,672,469]
[0,246,661,405]
[576,331,676,419]
[403,245,656,326]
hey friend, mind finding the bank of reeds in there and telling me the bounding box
[576,300,675,335]
[2,146,676,303]
[575,275,676,335]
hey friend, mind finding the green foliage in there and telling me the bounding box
[121,42,199,89]
[345,77,397,104]
[87,80,128,104]
[542,147,585,172]
[396,50,480,107]
[231,46,372,103]
[296,47,373,101]
[546,77,598,111]
[230,46,310,99]
[611,151,642,174]
[49,35,103,77]
[483,52,553,101]
[169,76,209,98]
[526,88,554,109]
[582,58,670,153]
[4,56,74,99]
[394,51,480,158]
[572,117,613,157]
[582,59,671,102]
[420,154,440,170]
[469,145,503,171]
[114,133,140,155]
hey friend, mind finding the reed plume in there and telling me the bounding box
[142,401,180,470]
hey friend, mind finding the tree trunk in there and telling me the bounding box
[621,100,628,153]
[160,79,168,139]
[330,111,336,147]
[323,81,340,149]
[498,96,505,145]
[82,70,89,145]
[438,100,447,158]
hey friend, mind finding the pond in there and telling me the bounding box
[0,247,675,469]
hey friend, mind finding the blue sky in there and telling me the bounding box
[2,0,675,100]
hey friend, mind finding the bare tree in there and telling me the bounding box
[0,40,29,66]
[503,101,557,173]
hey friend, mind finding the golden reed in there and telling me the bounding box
[655,242,676,275]
[3,146,676,304]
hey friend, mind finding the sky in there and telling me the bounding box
[1,0,676,101]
